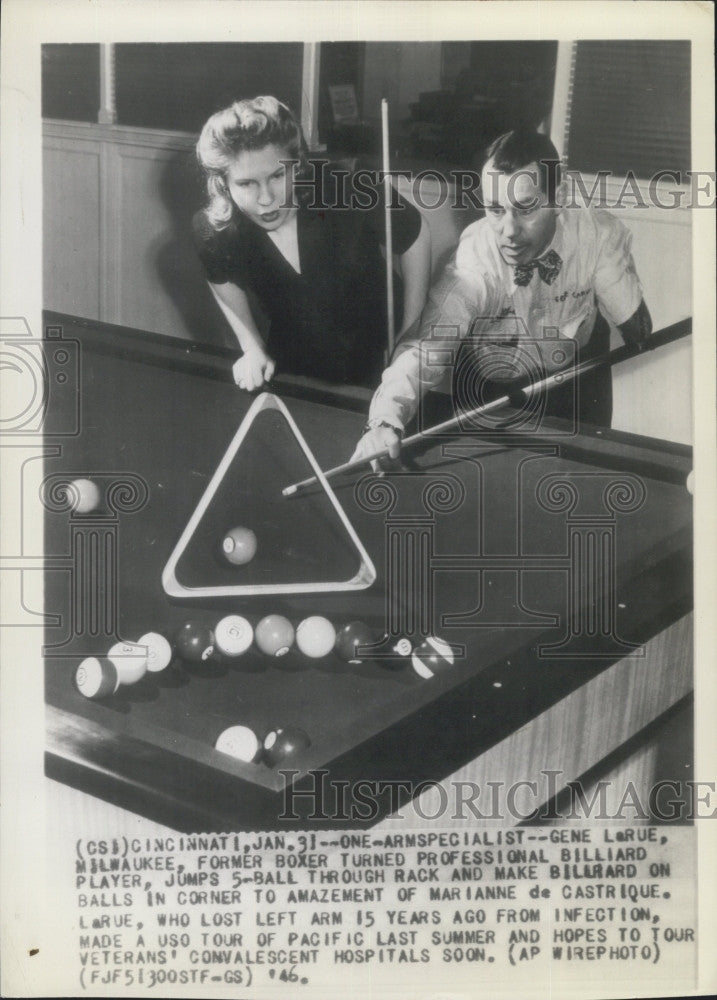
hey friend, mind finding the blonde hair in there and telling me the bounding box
[196,96,307,229]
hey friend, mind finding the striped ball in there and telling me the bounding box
[411,636,455,679]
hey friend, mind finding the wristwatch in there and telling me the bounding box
[363,420,404,438]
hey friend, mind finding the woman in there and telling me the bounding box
[194,96,431,388]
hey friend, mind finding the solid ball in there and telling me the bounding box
[411,636,455,680]
[70,478,101,514]
[296,616,336,658]
[221,527,257,566]
[138,632,173,673]
[255,615,294,657]
[686,470,694,495]
[335,621,376,663]
[215,725,260,763]
[263,727,311,767]
[107,641,148,685]
[175,622,215,663]
[75,657,120,699]
[215,615,253,657]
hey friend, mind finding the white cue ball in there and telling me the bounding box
[215,725,260,762]
[70,478,101,514]
[138,632,173,673]
[107,641,148,685]
[686,470,694,495]
[215,615,253,657]
[75,657,120,699]
[296,616,336,658]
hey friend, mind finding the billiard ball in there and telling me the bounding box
[107,641,148,685]
[175,622,215,663]
[215,725,260,762]
[296,616,336,658]
[263,727,311,767]
[255,615,294,657]
[138,631,173,673]
[335,620,376,663]
[392,637,413,657]
[410,636,455,679]
[69,478,101,514]
[221,526,257,566]
[75,657,120,699]
[215,615,253,657]
[686,470,694,495]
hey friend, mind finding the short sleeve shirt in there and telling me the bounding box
[192,166,422,384]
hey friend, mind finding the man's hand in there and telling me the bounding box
[232,348,276,391]
[350,423,402,473]
[619,300,652,353]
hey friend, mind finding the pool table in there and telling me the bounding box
[43,311,693,831]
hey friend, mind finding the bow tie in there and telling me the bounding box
[513,249,563,287]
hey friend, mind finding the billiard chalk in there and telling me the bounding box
[69,478,101,514]
[215,615,253,657]
[411,636,455,680]
[215,725,260,763]
[296,616,336,658]
[107,641,149,685]
[138,632,173,673]
[75,657,120,699]
[263,727,311,767]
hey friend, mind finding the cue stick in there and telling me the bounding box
[382,99,396,361]
[282,317,692,497]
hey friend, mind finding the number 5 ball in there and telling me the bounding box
[215,615,253,657]
[296,616,336,658]
[255,615,294,657]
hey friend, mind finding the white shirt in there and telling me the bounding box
[368,207,643,430]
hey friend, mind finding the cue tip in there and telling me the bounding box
[282,484,298,497]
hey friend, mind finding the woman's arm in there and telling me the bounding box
[396,214,431,340]
[208,281,276,390]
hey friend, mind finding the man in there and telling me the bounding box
[352,129,652,465]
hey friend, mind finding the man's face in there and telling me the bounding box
[481,159,560,267]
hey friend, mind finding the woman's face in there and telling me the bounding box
[224,144,296,231]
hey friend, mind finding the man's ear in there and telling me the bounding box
[554,177,568,209]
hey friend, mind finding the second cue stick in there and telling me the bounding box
[381,99,395,361]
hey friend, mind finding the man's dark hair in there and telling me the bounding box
[484,130,562,203]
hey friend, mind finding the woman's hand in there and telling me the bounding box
[232,347,276,391]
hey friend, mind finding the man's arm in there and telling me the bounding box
[351,263,482,467]
[396,215,431,339]
[618,299,652,352]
